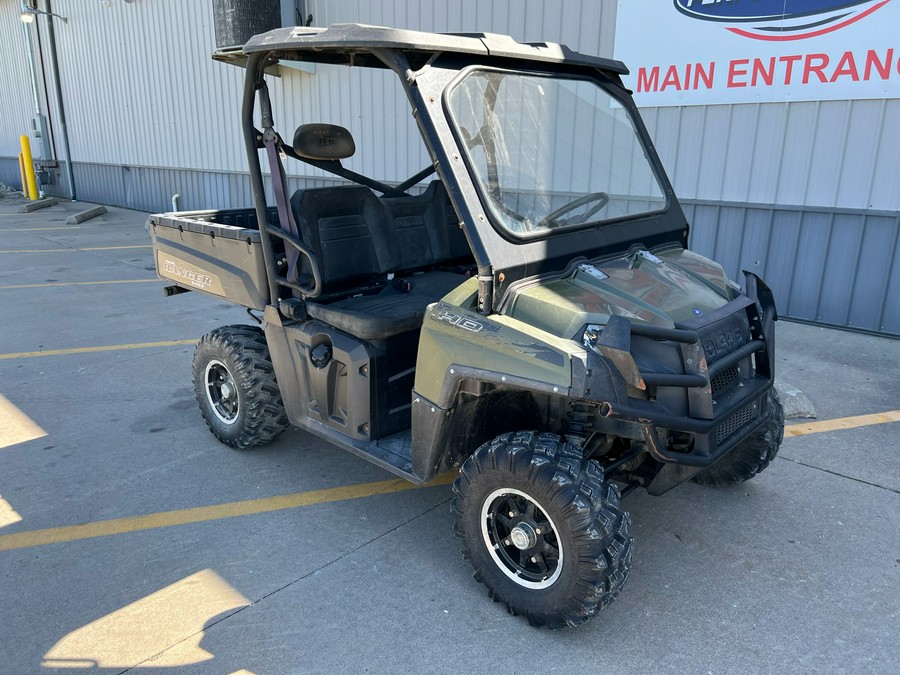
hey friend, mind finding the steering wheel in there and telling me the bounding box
[537,192,610,229]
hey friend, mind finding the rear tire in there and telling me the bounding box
[694,389,784,487]
[451,431,633,628]
[192,325,289,449]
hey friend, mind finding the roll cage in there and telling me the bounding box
[232,24,687,314]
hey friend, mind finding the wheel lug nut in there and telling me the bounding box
[531,556,539,563]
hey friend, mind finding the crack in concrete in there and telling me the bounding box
[777,455,899,495]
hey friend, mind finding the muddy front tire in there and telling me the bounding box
[451,431,633,629]
[192,325,289,449]
[694,389,785,487]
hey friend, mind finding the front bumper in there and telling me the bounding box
[582,272,778,473]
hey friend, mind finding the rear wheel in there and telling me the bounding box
[694,389,784,487]
[192,325,288,449]
[451,431,633,628]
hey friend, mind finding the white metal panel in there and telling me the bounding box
[0,1,41,160]
[867,99,900,210]
[647,99,900,211]
[290,0,618,187]
[720,105,759,202]
[5,0,620,187]
[47,0,246,171]
[308,0,617,57]
[3,0,897,212]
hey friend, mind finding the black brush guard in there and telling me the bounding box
[594,271,777,469]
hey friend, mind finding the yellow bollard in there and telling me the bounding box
[19,135,39,201]
[18,153,28,198]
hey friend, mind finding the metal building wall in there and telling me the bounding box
[0,1,41,189]
[643,99,900,336]
[309,0,617,58]
[2,0,616,210]
[0,0,896,335]
[40,0,248,208]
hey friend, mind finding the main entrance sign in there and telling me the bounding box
[616,0,900,105]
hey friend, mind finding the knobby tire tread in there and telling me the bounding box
[451,431,633,629]
[193,324,289,450]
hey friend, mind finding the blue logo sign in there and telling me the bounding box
[693,308,703,316]
[673,0,892,40]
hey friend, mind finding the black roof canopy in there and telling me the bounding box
[240,23,628,74]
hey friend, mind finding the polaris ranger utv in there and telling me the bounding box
[149,24,783,628]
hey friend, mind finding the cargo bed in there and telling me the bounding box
[149,207,277,309]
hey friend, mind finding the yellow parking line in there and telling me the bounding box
[0,249,70,254]
[6,226,84,231]
[0,474,455,552]
[0,339,197,360]
[0,408,896,553]
[0,279,157,290]
[784,410,900,437]
[83,245,151,251]
[0,245,151,254]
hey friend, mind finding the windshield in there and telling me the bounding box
[446,70,667,238]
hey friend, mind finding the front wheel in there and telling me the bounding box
[192,325,289,449]
[451,431,633,628]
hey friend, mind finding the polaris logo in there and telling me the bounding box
[673,0,892,41]
[703,326,745,362]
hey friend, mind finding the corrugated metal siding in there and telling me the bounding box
[308,0,616,58]
[72,162,255,213]
[2,0,897,335]
[0,157,22,189]
[0,1,41,159]
[685,202,900,336]
[642,99,900,212]
[5,0,896,212]
[71,162,354,213]
[48,0,246,172]
[27,0,616,187]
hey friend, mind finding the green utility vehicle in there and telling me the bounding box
[149,24,783,628]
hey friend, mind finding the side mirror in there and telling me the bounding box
[292,124,356,160]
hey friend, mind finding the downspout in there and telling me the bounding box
[20,21,41,116]
[44,0,76,200]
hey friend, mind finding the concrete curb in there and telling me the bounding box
[17,197,60,213]
[65,205,108,224]
[775,379,817,419]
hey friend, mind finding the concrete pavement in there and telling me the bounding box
[1,194,897,673]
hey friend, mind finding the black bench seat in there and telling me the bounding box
[305,270,464,340]
[290,182,471,340]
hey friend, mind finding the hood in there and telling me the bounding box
[505,246,735,339]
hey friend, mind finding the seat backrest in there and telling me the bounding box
[290,181,472,296]
[290,186,394,290]
[382,181,470,270]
